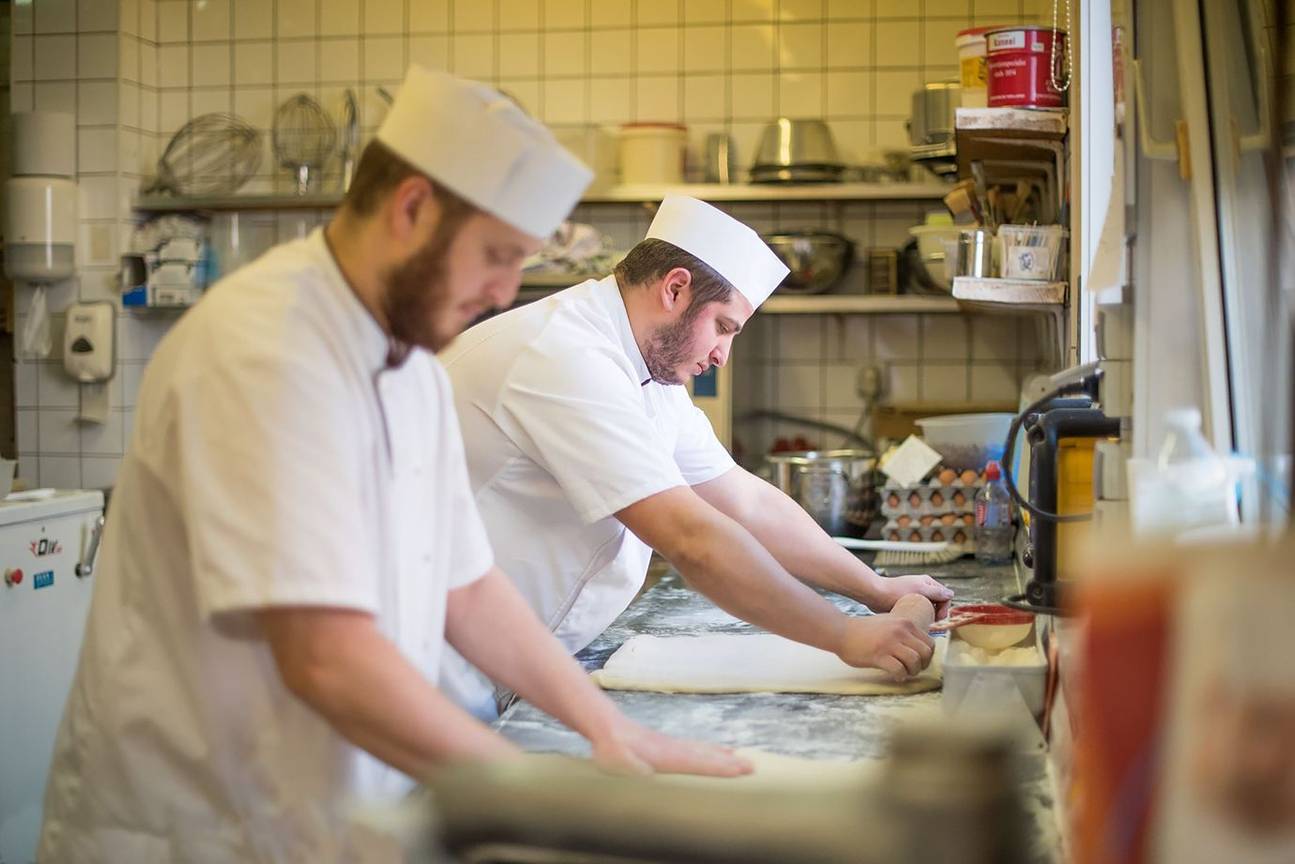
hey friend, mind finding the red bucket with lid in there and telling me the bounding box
[985,25,1068,108]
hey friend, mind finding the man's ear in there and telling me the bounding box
[659,266,693,313]
[385,174,438,247]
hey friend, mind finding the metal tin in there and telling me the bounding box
[985,25,1068,108]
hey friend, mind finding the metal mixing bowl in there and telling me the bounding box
[750,118,844,183]
[763,231,856,294]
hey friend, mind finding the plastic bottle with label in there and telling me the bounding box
[974,460,1014,564]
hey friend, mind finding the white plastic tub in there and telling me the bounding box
[916,413,1015,471]
[619,123,687,184]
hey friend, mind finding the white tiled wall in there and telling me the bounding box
[140,0,1051,192]
[8,0,1055,486]
[8,0,171,489]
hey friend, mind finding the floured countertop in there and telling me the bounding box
[495,557,1062,864]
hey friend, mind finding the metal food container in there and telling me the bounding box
[765,449,881,537]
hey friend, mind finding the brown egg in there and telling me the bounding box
[938,468,957,486]
[931,530,945,542]
[953,491,967,507]
[960,469,979,485]
[897,514,912,527]
[909,492,922,508]
[887,493,901,508]
[930,491,945,507]
[963,514,975,526]
[920,514,935,526]
[888,529,902,541]
[908,530,923,543]
[941,513,957,525]
[953,530,968,544]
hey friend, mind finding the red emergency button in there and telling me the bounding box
[5,569,23,587]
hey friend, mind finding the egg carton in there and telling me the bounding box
[887,511,977,531]
[881,487,979,518]
[882,520,977,550]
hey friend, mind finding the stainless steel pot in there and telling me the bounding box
[907,82,961,147]
[765,449,880,537]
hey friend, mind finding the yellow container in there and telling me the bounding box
[956,27,996,109]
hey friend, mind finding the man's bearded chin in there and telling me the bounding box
[643,314,695,385]
[382,234,456,363]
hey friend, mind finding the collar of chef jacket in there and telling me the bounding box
[589,275,652,387]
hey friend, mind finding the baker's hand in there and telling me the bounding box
[871,573,953,620]
[836,613,935,682]
[588,717,754,778]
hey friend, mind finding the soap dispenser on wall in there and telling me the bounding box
[63,302,116,424]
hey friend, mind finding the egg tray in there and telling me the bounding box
[881,486,981,518]
[882,520,977,550]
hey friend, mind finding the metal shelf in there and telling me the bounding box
[134,182,952,214]
[579,182,952,203]
[513,285,963,315]
[760,294,961,314]
[134,192,344,212]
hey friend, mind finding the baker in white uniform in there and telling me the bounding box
[441,196,954,719]
[39,69,749,863]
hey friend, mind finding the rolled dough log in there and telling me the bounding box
[591,633,943,695]
[521,748,878,790]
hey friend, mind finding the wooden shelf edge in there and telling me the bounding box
[951,277,1067,307]
[954,107,1069,138]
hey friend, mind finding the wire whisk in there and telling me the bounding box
[272,94,337,195]
[151,112,263,196]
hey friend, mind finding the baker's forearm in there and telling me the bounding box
[445,569,623,742]
[262,609,517,781]
[696,469,886,606]
[667,510,851,654]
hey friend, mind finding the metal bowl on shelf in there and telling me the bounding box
[762,230,855,294]
[750,118,845,184]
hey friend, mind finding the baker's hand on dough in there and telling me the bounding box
[836,613,936,682]
[589,717,754,778]
[871,573,953,621]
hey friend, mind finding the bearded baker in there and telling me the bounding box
[440,195,953,719]
[39,73,751,863]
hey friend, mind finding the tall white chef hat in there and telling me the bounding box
[644,195,789,309]
[376,65,593,239]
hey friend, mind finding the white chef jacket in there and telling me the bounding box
[39,228,493,862]
[439,276,734,716]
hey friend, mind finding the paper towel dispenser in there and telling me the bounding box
[63,302,116,383]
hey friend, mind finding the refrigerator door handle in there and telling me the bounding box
[75,515,105,578]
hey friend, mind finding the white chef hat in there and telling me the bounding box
[376,65,593,239]
[644,195,789,308]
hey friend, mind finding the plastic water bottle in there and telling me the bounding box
[974,460,1013,564]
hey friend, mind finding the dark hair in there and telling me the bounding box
[614,238,734,310]
[342,138,477,226]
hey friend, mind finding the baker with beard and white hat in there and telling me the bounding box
[440,195,955,720]
[39,70,751,864]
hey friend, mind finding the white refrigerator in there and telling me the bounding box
[0,490,105,864]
